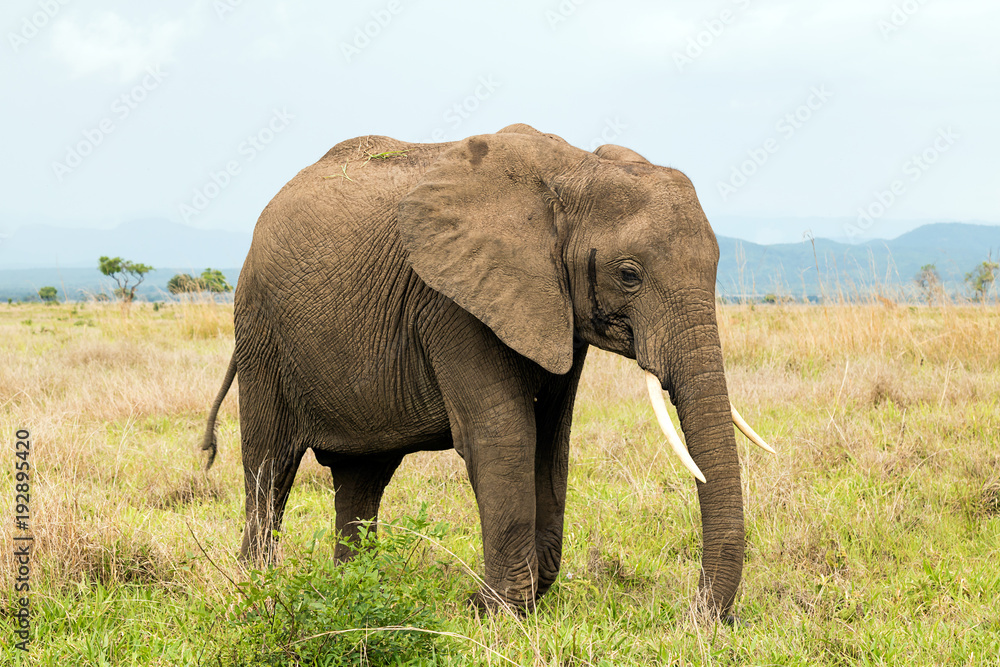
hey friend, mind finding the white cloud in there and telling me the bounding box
[49,12,190,82]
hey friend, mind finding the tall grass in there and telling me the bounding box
[1,299,998,664]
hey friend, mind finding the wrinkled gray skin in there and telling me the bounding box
[202,124,744,616]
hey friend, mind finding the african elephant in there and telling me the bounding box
[202,123,771,617]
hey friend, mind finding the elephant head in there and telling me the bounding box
[398,129,771,615]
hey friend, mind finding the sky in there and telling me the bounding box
[2,0,998,245]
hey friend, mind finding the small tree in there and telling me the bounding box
[965,258,999,302]
[167,273,200,294]
[199,268,232,293]
[167,269,233,295]
[38,286,58,303]
[913,264,942,305]
[99,256,153,305]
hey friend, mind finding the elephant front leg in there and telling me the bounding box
[533,342,588,597]
[465,436,541,611]
[325,454,404,562]
[533,441,567,599]
[424,313,555,612]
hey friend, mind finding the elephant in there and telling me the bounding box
[201,123,772,617]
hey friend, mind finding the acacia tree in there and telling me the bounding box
[99,256,153,306]
[965,258,999,302]
[198,268,232,293]
[38,286,58,303]
[913,264,942,305]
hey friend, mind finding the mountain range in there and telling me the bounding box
[1,219,998,301]
[715,222,1000,299]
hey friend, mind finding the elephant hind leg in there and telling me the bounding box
[325,454,404,561]
[240,444,305,565]
[236,357,305,565]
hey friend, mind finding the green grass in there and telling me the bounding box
[0,301,998,664]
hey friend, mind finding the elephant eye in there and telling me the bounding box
[619,266,642,289]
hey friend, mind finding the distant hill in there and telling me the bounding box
[1,220,998,301]
[716,222,1000,299]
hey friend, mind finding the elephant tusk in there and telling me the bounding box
[731,405,776,454]
[644,372,706,484]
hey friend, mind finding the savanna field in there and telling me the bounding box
[0,299,998,665]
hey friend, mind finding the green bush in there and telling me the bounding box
[168,269,233,295]
[199,268,233,293]
[167,273,200,294]
[38,285,58,302]
[214,508,455,666]
[965,258,999,301]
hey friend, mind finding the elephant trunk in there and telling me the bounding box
[657,315,744,615]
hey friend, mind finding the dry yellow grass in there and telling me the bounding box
[1,299,998,664]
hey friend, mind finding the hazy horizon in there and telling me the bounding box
[5,215,1000,247]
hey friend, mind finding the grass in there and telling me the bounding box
[0,299,998,664]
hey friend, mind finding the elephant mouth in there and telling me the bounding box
[641,370,775,482]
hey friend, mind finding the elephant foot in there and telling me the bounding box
[722,613,749,629]
[239,531,277,569]
[467,589,535,617]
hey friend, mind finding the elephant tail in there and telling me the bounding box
[202,351,238,471]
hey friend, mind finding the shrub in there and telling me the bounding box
[965,258,999,302]
[38,286,58,302]
[199,268,233,293]
[214,508,455,666]
[167,273,200,294]
[913,264,942,305]
[167,269,233,295]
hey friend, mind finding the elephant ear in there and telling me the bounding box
[399,133,588,375]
